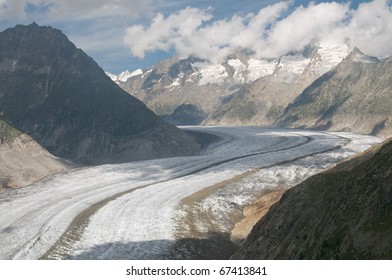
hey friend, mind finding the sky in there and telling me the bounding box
[0,0,391,74]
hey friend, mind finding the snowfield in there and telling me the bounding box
[0,126,381,259]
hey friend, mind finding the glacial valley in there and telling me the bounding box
[0,126,380,259]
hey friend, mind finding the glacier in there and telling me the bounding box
[0,126,380,259]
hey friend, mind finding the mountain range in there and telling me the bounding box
[109,41,391,137]
[106,36,392,259]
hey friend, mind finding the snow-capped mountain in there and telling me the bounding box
[111,41,349,86]
[105,69,143,83]
[281,47,392,136]
[110,41,351,126]
[109,41,392,136]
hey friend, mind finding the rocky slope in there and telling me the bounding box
[113,42,349,126]
[0,23,199,165]
[233,138,392,259]
[281,48,392,137]
[0,118,69,190]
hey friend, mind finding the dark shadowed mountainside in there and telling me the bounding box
[0,23,199,164]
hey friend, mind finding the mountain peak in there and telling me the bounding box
[0,24,199,164]
[347,47,380,63]
[12,22,57,34]
[352,46,363,54]
[25,22,39,29]
[0,23,93,79]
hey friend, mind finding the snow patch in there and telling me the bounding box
[246,58,277,82]
[165,78,181,90]
[316,41,350,74]
[228,59,246,82]
[106,69,143,83]
[192,62,228,86]
[274,55,310,83]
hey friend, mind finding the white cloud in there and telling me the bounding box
[330,0,392,57]
[123,0,392,62]
[260,2,350,57]
[229,1,292,51]
[124,2,291,62]
[124,7,213,59]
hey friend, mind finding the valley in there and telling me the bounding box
[0,126,380,259]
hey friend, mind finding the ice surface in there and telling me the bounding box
[191,62,228,86]
[317,41,350,75]
[0,126,381,259]
[246,58,277,82]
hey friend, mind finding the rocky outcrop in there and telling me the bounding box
[233,138,392,259]
[0,23,199,165]
[0,118,69,189]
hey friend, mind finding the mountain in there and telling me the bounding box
[0,23,199,164]
[113,42,349,126]
[233,138,392,259]
[105,69,143,83]
[0,118,69,190]
[281,48,392,136]
[113,44,392,137]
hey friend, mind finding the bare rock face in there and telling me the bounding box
[233,138,392,259]
[0,118,69,189]
[0,23,199,165]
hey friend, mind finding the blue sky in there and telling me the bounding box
[0,0,390,74]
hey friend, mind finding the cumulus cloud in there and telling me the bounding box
[330,0,392,56]
[123,0,392,62]
[261,2,350,57]
[124,7,213,59]
[124,2,291,61]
